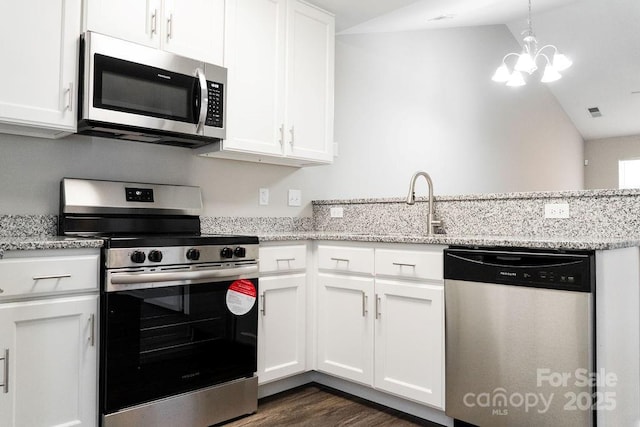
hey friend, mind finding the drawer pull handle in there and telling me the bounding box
[260,293,266,316]
[375,294,381,319]
[362,291,368,317]
[150,9,158,34]
[1,349,8,394]
[88,314,95,347]
[392,262,416,268]
[276,258,296,263]
[166,13,173,41]
[32,274,71,281]
[330,257,349,263]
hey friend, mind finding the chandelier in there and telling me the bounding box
[492,0,572,87]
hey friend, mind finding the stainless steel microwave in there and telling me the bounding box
[77,31,226,148]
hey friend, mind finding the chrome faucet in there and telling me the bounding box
[406,171,441,235]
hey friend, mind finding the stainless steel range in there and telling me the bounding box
[59,178,259,427]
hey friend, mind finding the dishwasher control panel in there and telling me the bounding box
[444,247,594,292]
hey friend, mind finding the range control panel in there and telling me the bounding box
[106,244,259,269]
[125,187,154,202]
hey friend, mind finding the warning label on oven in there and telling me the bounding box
[226,279,257,315]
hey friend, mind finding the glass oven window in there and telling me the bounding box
[94,54,198,123]
[103,280,258,413]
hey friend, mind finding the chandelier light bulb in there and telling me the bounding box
[492,64,511,82]
[506,71,526,87]
[541,64,562,82]
[514,53,537,74]
[552,53,572,71]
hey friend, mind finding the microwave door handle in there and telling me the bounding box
[195,68,208,134]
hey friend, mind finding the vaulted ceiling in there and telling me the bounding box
[311,0,640,141]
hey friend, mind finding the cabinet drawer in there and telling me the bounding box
[260,245,307,273]
[0,254,100,299]
[318,245,374,274]
[375,248,443,281]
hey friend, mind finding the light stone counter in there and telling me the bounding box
[0,236,105,258]
[257,231,640,251]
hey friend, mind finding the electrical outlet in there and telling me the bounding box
[544,203,570,219]
[330,207,344,218]
[288,189,301,207]
[259,188,269,206]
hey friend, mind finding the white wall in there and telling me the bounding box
[303,25,584,199]
[0,24,584,218]
[0,133,314,216]
[584,135,640,189]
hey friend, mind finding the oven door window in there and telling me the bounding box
[103,280,258,413]
[93,54,198,123]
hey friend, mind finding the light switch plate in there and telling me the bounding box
[330,207,344,218]
[288,189,301,207]
[259,188,269,206]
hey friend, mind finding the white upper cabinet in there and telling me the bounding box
[284,1,334,162]
[198,0,335,166]
[221,0,287,157]
[0,0,81,138]
[84,0,225,65]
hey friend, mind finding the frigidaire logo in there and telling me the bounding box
[499,271,517,277]
[181,372,201,380]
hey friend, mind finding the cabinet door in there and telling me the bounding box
[317,273,374,385]
[0,0,81,136]
[163,0,225,64]
[85,0,161,48]
[374,280,444,408]
[284,0,334,162]
[223,0,287,156]
[0,295,98,427]
[258,274,306,384]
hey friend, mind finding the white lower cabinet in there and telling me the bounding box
[316,243,445,409]
[0,295,98,427]
[317,273,374,385]
[374,279,444,408]
[0,249,100,427]
[258,244,307,384]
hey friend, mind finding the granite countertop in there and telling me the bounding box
[257,231,640,251]
[1,233,639,256]
[0,236,105,258]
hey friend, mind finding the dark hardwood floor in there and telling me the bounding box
[221,384,444,426]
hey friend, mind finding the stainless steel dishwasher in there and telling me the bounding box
[444,247,595,427]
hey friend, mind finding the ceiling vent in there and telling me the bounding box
[587,107,602,118]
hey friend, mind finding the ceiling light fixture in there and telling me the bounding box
[492,0,572,87]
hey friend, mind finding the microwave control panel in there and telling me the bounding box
[205,81,224,128]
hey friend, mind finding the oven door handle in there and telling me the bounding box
[109,265,258,285]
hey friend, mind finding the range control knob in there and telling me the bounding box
[148,250,163,262]
[220,247,234,259]
[130,250,146,263]
[186,248,201,261]
[234,247,247,258]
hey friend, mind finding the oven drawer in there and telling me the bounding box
[260,245,307,273]
[0,253,100,299]
[375,248,443,281]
